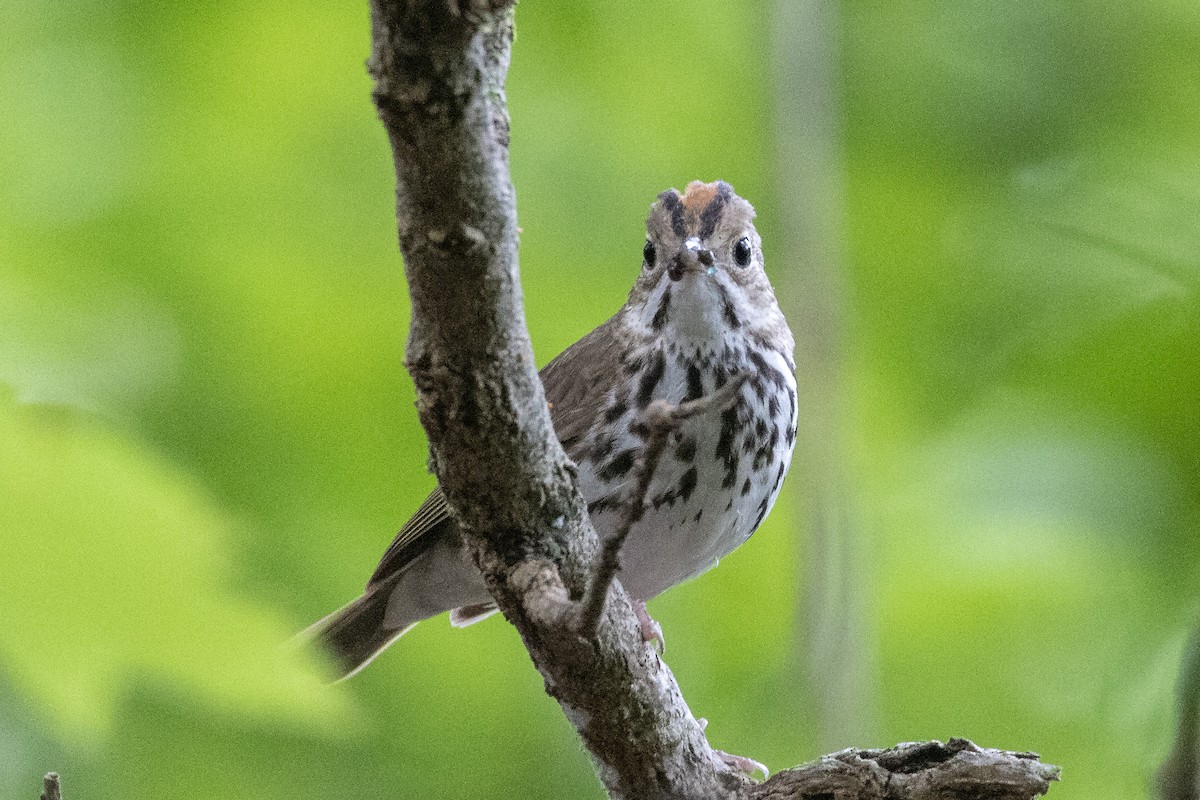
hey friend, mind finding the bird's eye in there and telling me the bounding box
[643,239,656,267]
[733,237,752,267]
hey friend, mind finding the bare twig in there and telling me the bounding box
[40,773,62,800]
[577,373,749,638]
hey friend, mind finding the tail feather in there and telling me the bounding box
[304,589,413,681]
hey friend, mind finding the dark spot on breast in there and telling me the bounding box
[652,466,698,510]
[741,477,752,497]
[637,350,666,408]
[591,434,615,462]
[717,285,741,329]
[755,418,768,438]
[748,349,786,388]
[598,448,637,482]
[603,395,628,424]
[685,362,704,401]
[629,419,650,438]
[785,388,797,445]
[753,424,778,469]
[714,403,741,489]
[622,353,645,376]
[651,287,671,331]
[678,467,698,502]
[768,393,780,418]
[754,443,772,470]
[588,494,621,516]
[693,509,704,522]
[772,462,786,493]
[675,436,697,463]
[751,496,770,533]
[713,363,728,389]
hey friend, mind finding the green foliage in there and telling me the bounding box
[0,1,1196,798]
[0,393,348,741]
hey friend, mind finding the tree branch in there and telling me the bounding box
[364,2,1062,798]
[367,2,744,798]
[751,740,1059,800]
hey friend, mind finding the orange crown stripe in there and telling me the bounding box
[679,180,721,213]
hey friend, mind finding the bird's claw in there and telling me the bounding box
[714,749,769,780]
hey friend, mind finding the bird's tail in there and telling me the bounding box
[302,588,414,681]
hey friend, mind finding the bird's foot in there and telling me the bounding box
[697,720,768,779]
[713,749,769,780]
[632,599,665,653]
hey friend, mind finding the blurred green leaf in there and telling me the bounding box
[0,391,348,742]
[0,0,1197,798]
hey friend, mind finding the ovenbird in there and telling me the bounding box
[311,181,797,678]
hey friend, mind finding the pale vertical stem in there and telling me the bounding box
[770,0,876,750]
[1158,624,1200,800]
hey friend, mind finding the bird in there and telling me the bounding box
[309,180,797,679]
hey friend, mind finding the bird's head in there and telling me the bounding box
[628,181,787,351]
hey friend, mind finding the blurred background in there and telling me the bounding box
[2,1,1197,798]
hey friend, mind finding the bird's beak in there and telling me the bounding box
[668,237,715,281]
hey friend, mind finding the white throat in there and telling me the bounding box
[666,273,725,342]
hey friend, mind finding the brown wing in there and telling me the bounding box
[365,314,626,590]
[539,313,625,459]
[367,488,452,586]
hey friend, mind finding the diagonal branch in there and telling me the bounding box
[577,374,748,639]
[367,2,745,798]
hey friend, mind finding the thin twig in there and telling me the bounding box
[41,773,62,800]
[577,373,749,639]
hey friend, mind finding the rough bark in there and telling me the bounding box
[367,2,743,798]
[750,740,1059,800]
[365,1,1061,799]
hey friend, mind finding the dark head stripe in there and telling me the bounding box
[698,181,732,239]
[657,190,686,236]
